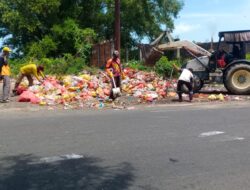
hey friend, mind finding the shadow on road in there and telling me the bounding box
[0,154,135,190]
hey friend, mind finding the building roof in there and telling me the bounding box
[218,30,250,43]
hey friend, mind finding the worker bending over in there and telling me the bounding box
[173,64,194,102]
[13,63,45,95]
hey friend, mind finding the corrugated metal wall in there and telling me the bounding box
[90,41,114,68]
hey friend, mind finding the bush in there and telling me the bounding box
[10,54,97,77]
[10,58,30,76]
[125,60,152,71]
[51,19,96,58]
[40,54,89,75]
[155,56,180,78]
[27,35,57,59]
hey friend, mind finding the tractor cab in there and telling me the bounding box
[210,30,250,70]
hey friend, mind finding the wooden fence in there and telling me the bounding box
[90,40,114,68]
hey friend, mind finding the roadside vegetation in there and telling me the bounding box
[0,0,184,76]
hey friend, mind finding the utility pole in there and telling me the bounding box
[115,0,120,55]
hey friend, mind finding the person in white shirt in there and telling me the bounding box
[173,64,194,102]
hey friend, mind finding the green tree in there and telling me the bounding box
[0,0,60,49]
[155,56,180,77]
[103,0,184,48]
[0,0,183,58]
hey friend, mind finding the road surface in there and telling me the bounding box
[1,102,250,190]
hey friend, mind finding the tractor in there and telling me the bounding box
[142,30,250,94]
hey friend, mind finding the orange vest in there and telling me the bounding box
[1,65,11,76]
[106,58,121,77]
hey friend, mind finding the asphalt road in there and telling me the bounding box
[1,102,250,190]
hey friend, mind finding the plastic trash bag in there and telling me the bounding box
[18,91,40,103]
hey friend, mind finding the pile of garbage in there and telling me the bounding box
[16,68,250,109]
[17,68,176,109]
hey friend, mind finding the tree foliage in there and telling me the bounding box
[0,0,184,58]
[155,56,180,77]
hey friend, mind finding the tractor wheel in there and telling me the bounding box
[181,75,204,93]
[193,76,204,92]
[224,64,250,94]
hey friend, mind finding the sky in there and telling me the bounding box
[172,0,250,42]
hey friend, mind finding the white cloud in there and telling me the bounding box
[182,13,235,19]
[172,0,250,41]
[174,23,201,33]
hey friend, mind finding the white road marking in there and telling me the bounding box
[39,154,84,163]
[199,131,245,142]
[234,137,245,141]
[212,136,245,142]
[199,131,225,137]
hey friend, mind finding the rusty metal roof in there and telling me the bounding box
[219,30,250,42]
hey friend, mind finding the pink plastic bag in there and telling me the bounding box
[30,96,40,104]
[18,91,40,103]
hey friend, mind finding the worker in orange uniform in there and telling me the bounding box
[106,50,125,100]
[0,47,12,103]
[13,63,45,95]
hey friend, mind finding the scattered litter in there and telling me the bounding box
[127,106,135,110]
[208,93,225,101]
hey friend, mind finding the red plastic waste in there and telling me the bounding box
[18,91,40,103]
[16,86,28,95]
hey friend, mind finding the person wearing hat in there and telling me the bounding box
[106,50,125,100]
[0,47,12,103]
[13,63,45,95]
